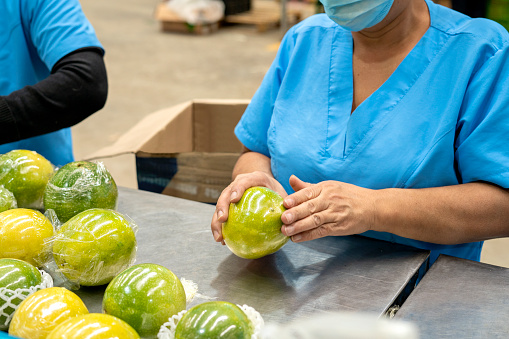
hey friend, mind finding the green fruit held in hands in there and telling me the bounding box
[103,263,186,339]
[44,160,118,223]
[0,258,43,331]
[52,208,137,287]
[175,301,253,339]
[223,187,289,259]
[0,149,53,209]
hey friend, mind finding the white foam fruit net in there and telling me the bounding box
[0,269,53,329]
[157,303,264,339]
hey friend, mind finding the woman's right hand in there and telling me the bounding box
[211,170,287,244]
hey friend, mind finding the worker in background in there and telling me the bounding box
[0,0,107,167]
[211,0,509,265]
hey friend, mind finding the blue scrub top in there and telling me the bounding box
[235,0,509,264]
[0,0,104,167]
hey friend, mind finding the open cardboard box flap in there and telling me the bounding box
[86,99,249,160]
[85,99,249,203]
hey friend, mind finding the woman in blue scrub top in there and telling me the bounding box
[211,0,509,264]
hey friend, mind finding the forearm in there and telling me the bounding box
[0,48,107,144]
[373,182,509,244]
[232,148,273,180]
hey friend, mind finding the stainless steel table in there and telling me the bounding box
[75,187,429,323]
[395,255,509,338]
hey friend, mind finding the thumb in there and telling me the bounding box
[289,175,310,192]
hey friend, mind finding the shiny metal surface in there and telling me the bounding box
[395,255,509,338]
[75,187,429,323]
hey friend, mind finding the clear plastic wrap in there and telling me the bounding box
[40,208,138,289]
[0,185,17,213]
[0,149,54,210]
[0,268,53,330]
[43,160,118,223]
[0,208,55,266]
[158,302,264,339]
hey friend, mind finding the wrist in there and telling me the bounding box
[369,188,394,233]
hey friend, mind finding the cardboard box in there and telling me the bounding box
[86,99,249,203]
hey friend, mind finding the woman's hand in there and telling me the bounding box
[211,171,287,244]
[281,175,378,242]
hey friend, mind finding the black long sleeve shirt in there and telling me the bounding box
[0,47,108,145]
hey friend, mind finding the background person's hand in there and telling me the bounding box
[281,175,377,242]
[211,171,287,244]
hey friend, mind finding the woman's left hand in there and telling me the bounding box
[281,175,378,242]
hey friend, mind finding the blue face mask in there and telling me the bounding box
[320,0,395,31]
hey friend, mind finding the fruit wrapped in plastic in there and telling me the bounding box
[0,258,53,331]
[0,149,54,210]
[0,208,54,266]
[50,208,138,288]
[222,187,289,259]
[8,287,88,339]
[44,160,118,223]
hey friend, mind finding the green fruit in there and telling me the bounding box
[175,301,253,339]
[52,208,137,286]
[103,263,186,339]
[0,185,16,213]
[0,149,53,209]
[43,161,118,223]
[0,258,43,331]
[222,187,289,259]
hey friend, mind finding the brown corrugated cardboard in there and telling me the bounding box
[86,99,249,203]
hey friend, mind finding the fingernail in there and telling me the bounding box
[217,210,224,220]
[292,234,301,242]
[230,191,238,200]
[285,198,294,207]
[285,226,294,236]
[284,212,293,224]
[213,231,220,241]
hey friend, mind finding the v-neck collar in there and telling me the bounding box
[325,0,444,159]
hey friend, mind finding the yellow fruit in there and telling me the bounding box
[222,187,289,259]
[0,208,54,266]
[9,287,89,339]
[47,313,140,339]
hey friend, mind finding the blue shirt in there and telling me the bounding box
[0,0,103,167]
[235,0,509,264]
